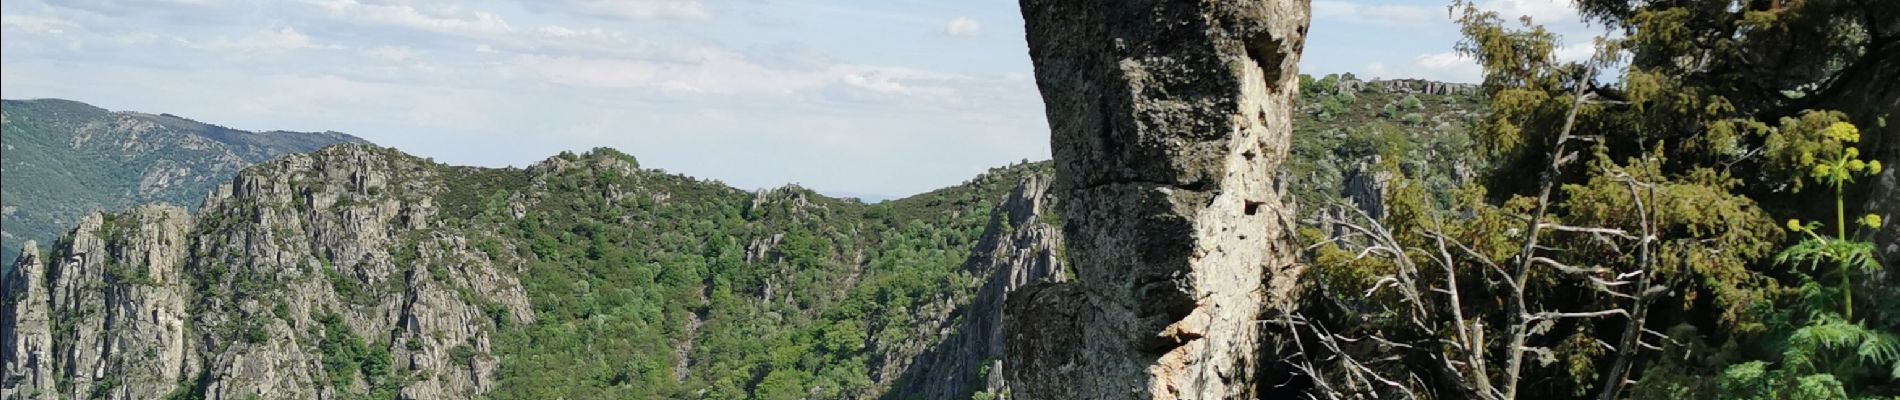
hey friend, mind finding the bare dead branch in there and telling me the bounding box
[1528,309,1630,321]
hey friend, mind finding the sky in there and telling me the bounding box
[0,0,1609,198]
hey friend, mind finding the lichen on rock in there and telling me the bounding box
[1005,0,1311,398]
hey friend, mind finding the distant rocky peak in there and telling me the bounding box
[1329,77,1478,97]
[746,184,824,220]
[1000,174,1053,230]
[528,147,641,177]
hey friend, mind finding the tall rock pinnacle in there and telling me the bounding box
[1004,0,1310,398]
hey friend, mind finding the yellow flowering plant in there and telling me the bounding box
[1777,121,1884,320]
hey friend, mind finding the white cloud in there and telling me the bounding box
[841,72,909,95]
[1554,41,1598,63]
[529,24,644,50]
[1411,51,1482,82]
[517,0,710,21]
[0,14,79,34]
[504,49,973,104]
[295,1,702,61]
[306,0,513,36]
[197,26,336,53]
[1311,1,1440,26]
[944,17,981,37]
[505,52,832,94]
[365,45,420,62]
[537,25,585,37]
[1415,51,1469,69]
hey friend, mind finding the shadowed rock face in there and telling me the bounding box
[0,241,53,399]
[882,175,1067,400]
[1005,0,1311,399]
[1855,69,1900,264]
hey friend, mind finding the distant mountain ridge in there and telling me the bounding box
[0,98,366,266]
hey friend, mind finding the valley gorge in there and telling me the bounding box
[0,77,1494,400]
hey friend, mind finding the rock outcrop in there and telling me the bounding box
[1340,159,1389,221]
[1006,0,1310,398]
[1321,77,1476,97]
[1,242,52,399]
[1,206,196,400]
[1374,78,1478,96]
[884,175,1066,399]
[1,145,532,400]
[192,145,533,400]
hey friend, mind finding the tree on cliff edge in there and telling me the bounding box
[1287,0,1898,399]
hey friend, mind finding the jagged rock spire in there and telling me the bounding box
[1,241,53,400]
[1005,0,1311,398]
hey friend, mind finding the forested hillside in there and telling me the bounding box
[0,99,364,267]
[1,143,1069,399]
[0,76,1486,400]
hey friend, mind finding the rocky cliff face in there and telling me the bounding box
[1320,157,1395,241]
[0,243,52,399]
[182,145,531,399]
[1,206,196,400]
[1006,0,1310,398]
[883,174,1065,399]
[2,145,529,400]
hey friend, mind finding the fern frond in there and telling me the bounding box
[1856,331,1899,365]
[1777,238,1833,270]
[1785,315,1859,369]
[1783,314,1900,381]
[1834,241,1879,274]
[1775,238,1881,273]
[1794,277,1833,315]
[1789,374,1848,400]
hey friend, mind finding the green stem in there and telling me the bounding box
[1837,183,1846,239]
[1835,183,1853,320]
[1843,267,1853,320]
